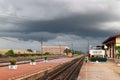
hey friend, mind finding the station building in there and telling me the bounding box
[42,46,69,55]
[103,35,120,59]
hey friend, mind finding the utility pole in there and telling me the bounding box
[59,44,61,55]
[71,43,73,52]
[88,40,89,51]
[41,40,43,59]
[87,40,90,55]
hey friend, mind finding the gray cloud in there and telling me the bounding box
[0,10,118,41]
[0,0,120,51]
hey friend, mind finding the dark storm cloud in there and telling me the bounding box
[4,11,116,41]
[0,9,119,42]
[1,0,120,51]
[0,0,120,42]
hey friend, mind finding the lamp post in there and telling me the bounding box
[104,44,108,58]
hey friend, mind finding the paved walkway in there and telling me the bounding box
[77,61,120,80]
[0,57,75,80]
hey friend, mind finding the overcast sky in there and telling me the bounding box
[0,0,120,52]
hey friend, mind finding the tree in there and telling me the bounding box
[44,52,50,55]
[27,49,33,52]
[64,48,71,54]
[5,50,15,57]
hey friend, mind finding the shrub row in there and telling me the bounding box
[15,53,41,57]
[0,53,54,58]
[1,51,54,58]
[0,53,42,57]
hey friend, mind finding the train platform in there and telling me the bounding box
[77,61,120,80]
[0,57,75,80]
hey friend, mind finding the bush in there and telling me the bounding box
[9,59,17,65]
[30,57,36,62]
[5,50,15,57]
[90,57,107,62]
[16,53,41,57]
[44,52,50,55]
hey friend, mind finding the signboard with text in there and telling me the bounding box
[89,50,105,56]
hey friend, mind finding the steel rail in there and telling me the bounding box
[39,56,84,80]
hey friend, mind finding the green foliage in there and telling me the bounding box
[27,49,33,52]
[43,53,55,57]
[9,59,17,65]
[64,48,82,55]
[44,52,50,55]
[64,48,71,54]
[5,50,15,57]
[30,57,36,62]
[115,46,120,53]
[90,57,107,62]
[116,53,120,59]
[13,53,41,57]
[73,51,82,54]
[115,46,120,59]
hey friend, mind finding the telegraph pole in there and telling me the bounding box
[59,44,61,55]
[87,40,90,55]
[41,40,43,59]
[71,43,73,53]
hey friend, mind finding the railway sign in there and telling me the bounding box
[89,50,105,57]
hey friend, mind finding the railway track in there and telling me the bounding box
[39,56,84,80]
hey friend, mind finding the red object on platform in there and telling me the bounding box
[88,53,91,59]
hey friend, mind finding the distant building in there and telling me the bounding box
[42,46,69,54]
[103,35,120,58]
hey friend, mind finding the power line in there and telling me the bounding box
[0,37,34,43]
[1,37,18,43]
